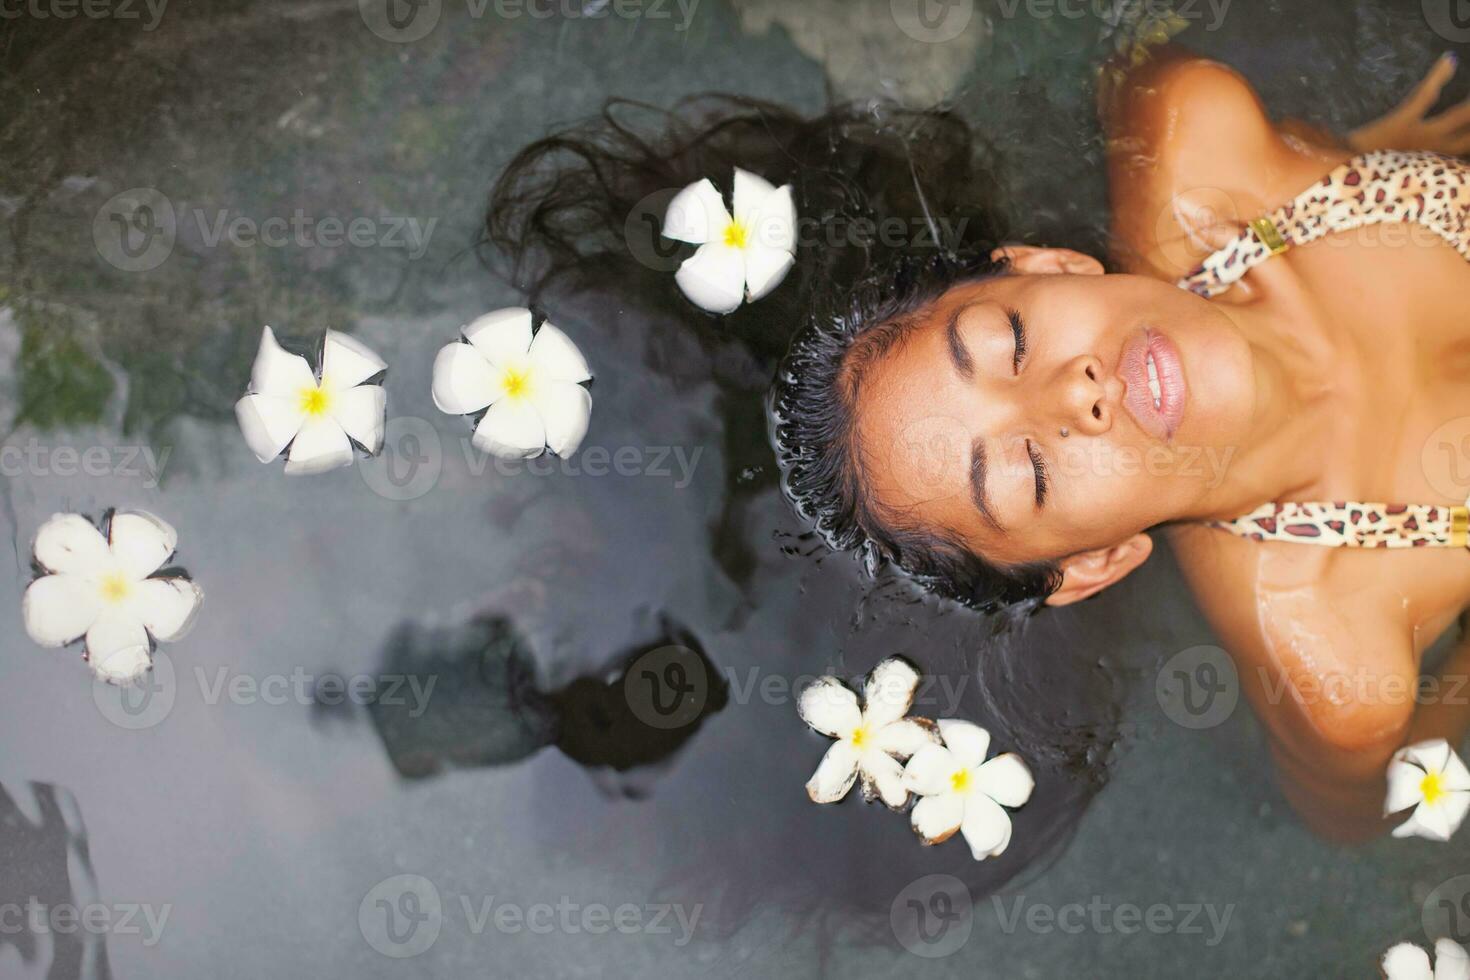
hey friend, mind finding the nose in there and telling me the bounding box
[1052,355,1111,435]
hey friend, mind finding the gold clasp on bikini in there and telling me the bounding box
[1452,505,1469,548]
[1248,216,1289,256]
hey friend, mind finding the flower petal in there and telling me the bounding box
[1443,748,1470,793]
[527,321,592,384]
[1438,938,1470,980]
[960,792,1013,860]
[236,393,307,463]
[805,740,859,804]
[108,511,178,580]
[796,677,861,739]
[1382,942,1434,980]
[675,242,745,314]
[743,245,795,302]
[247,326,316,397]
[861,656,920,729]
[528,381,591,457]
[1396,800,1454,841]
[1398,739,1453,776]
[872,718,940,759]
[1386,759,1430,815]
[432,342,500,416]
[663,177,729,245]
[1435,790,1470,841]
[284,416,354,475]
[23,575,102,647]
[471,398,546,459]
[130,577,203,642]
[903,743,960,797]
[89,644,153,686]
[858,750,908,809]
[320,329,386,391]
[911,791,964,845]
[744,181,796,255]
[462,308,533,366]
[85,611,151,682]
[329,384,387,454]
[33,513,110,576]
[731,168,776,231]
[937,719,992,771]
[972,753,1035,808]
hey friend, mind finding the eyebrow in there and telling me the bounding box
[968,438,1005,534]
[945,304,976,379]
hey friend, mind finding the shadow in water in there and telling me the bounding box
[0,782,112,980]
[322,613,727,797]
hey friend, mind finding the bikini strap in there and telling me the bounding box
[1209,500,1470,549]
[1176,149,1470,298]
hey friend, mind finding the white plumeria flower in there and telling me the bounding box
[1384,738,1470,841]
[662,167,796,314]
[235,326,387,475]
[798,657,941,809]
[21,511,203,685]
[432,307,593,460]
[1382,938,1470,980]
[902,720,1034,861]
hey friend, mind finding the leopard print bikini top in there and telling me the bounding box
[1177,149,1470,550]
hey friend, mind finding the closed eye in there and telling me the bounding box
[1008,308,1027,373]
[1027,438,1048,507]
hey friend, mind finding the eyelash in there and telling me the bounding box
[1008,308,1027,373]
[1027,439,1048,507]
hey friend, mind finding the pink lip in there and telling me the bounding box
[1118,328,1187,441]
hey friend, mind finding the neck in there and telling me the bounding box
[1185,296,1345,521]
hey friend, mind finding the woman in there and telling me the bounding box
[489,45,1470,846]
[781,45,1470,843]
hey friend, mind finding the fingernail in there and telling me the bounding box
[1447,51,1458,67]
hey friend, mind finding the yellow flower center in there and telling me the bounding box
[849,726,869,749]
[298,386,332,417]
[722,220,749,250]
[1422,771,1446,806]
[98,572,132,604]
[950,768,971,793]
[500,367,532,401]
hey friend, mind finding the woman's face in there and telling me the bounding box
[851,251,1256,575]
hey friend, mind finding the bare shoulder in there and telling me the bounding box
[1165,524,1416,760]
[1103,51,1345,278]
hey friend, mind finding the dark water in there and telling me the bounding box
[1,1,1468,977]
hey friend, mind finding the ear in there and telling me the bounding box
[990,245,1104,276]
[1043,533,1154,607]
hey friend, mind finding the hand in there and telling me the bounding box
[1348,52,1470,155]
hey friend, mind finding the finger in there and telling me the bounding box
[1430,93,1470,133]
[1402,52,1459,118]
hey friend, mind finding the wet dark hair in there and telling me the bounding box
[486,94,1063,613]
